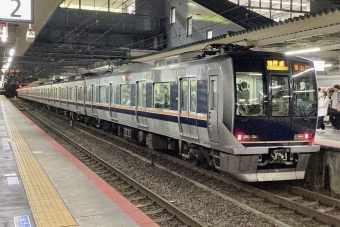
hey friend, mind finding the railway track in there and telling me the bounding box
[11,100,206,227]
[13,99,340,227]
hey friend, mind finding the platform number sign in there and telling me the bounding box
[0,0,33,23]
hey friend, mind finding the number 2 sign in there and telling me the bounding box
[0,0,33,23]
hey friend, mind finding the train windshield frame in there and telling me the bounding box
[291,61,318,117]
[233,58,318,118]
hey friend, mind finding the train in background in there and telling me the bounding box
[17,44,320,182]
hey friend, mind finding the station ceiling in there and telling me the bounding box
[2,1,340,85]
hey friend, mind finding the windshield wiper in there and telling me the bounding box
[301,105,309,121]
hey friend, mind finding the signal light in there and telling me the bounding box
[237,134,242,141]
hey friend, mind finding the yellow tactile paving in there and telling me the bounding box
[2,97,78,227]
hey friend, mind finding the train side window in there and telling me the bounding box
[86,86,92,102]
[181,80,188,111]
[110,84,115,104]
[137,82,146,107]
[210,80,217,110]
[99,86,107,103]
[190,80,197,112]
[120,84,131,106]
[69,87,75,100]
[154,82,170,109]
[78,87,83,101]
[63,88,67,99]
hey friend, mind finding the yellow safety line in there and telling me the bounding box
[2,97,77,227]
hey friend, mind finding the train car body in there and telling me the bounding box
[18,50,320,182]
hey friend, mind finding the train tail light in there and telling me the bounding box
[294,133,311,140]
[237,134,242,141]
[236,134,259,141]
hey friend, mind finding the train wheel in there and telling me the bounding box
[137,130,146,145]
[181,141,189,155]
[117,126,123,137]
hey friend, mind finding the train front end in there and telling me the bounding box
[226,53,320,182]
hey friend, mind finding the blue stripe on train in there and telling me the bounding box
[81,103,207,128]
[44,101,208,128]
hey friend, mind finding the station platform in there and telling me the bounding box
[315,126,340,149]
[0,95,159,227]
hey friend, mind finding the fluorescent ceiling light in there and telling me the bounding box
[9,49,15,56]
[313,60,324,71]
[324,64,332,67]
[7,57,12,63]
[1,26,7,43]
[285,48,320,55]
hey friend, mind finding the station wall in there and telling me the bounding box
[164,0,244,48]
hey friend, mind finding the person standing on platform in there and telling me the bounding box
[317,88,330,133]
[330,84,340,131]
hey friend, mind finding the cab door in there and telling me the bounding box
[109,83,117,121]
[268,74,291,140]
[136,80,147,127]
[208,76,219,143]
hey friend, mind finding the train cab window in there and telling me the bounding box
[154,82,170,109]
[271,75,290,116]
[86,86,92,102]
[120,84,131,106]
[78,87,83,101]
[190,81,197,112]
[235,72,265,116]
[99,86,107,103]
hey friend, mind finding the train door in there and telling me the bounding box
[179,78,191,137]
[109,83,117,121]
[188,78,198,139]
[136,80,148,127]
[208,76,219,143]
[91,84,98,116]
[268,73,291,140]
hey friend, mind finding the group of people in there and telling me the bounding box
[317,84,340,132]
